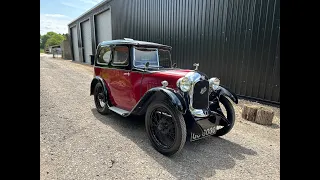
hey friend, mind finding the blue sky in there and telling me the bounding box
[40,0,103,35]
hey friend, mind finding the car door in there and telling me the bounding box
[95,45,143,111]
[106,45,136,111]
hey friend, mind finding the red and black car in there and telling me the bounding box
[90,38,238,156]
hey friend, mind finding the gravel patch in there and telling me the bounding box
[40,54,280,180]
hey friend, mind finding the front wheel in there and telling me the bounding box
[145,101,187,156]
[213,95,236,136]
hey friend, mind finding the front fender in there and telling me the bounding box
[131,87,187,115]
[215,85,238,104]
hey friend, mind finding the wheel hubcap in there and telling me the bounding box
[95,86,106,109]
[98,93,105,107]
[99,99,105,107]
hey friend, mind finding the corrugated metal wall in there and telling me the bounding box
[69,0,280,104]
[111,0,280,104]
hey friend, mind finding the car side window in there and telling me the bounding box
[112,46,129,66]
[98,46,111,64]
[158,49,171,68]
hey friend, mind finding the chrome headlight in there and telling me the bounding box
[177,77,191,92]
[209,77,220,90]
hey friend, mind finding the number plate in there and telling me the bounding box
[190,126,217,141]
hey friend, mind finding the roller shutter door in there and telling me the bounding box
[81,20,92,64]
[95,10,112,45]
[71,26,80,62]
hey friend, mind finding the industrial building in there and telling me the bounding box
[68,0,280,104]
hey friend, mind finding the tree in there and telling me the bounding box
[46,32,57,37]
[45,33,65,47]
[40,33,51,49]
[62,33,69,40]
[40,32,66,49]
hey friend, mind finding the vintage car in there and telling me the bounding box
[90,38,238,156]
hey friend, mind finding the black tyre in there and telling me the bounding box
[213,95,236,136]
[145,101,187,156]
[93,82,110,115]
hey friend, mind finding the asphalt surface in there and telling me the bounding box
[40,54,280,180]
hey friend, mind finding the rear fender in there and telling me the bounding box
[90,76,107,96]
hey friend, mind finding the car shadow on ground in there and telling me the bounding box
[91,109,257,179]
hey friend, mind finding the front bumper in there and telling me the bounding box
[185,110,230,141]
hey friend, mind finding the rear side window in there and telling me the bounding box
[112,46,129,66]
[97,46,111,64]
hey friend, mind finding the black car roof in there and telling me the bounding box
[98,39,172,50]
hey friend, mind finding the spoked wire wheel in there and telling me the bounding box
[149,107,176,149]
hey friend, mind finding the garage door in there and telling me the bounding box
[81,20,92,64]
[95,9,112,45]
[71,26,80,62]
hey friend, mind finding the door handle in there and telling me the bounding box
[124,72,130,76]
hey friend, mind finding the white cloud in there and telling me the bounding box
[40,0,104,34]
[61,2,87,10]
[61,0,103,9]
[80,0,103,4]
[40,14,72,35]
[45,14,68,18]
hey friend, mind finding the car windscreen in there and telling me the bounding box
[133,47,159,67]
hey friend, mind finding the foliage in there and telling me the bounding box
[45,34,65,47]
[40,32,67,49]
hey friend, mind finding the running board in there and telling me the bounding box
[109,106,130,116]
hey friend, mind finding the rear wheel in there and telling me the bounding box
[145,101,186,156]
[93,82,110,115]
